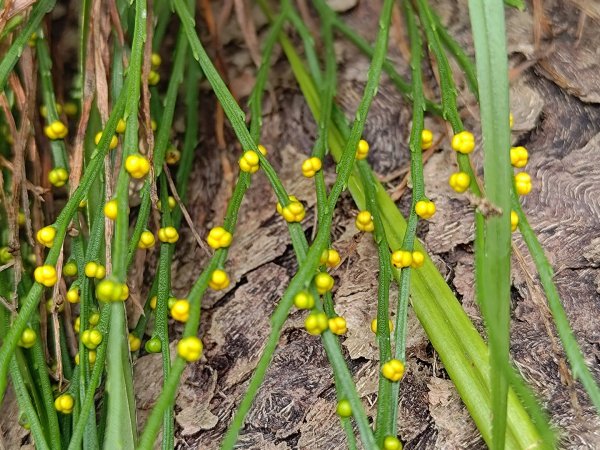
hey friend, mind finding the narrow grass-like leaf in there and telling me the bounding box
[468,2,512,448]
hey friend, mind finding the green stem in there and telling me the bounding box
[0,0,56,91]
[0,92,126,403]
[359,163,393,445]
[513,197,600,413]
[10,356,51,450]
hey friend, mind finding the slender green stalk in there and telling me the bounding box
[359,163,393,445]
[68,305,112,450]
[328,10,441,115]
[174,52,201,215]
[0,0,56,91]
[10,356,51,450]
[0,92,127,403]
[284,24,548,447]
[514,197,600,412]
[103,0,146,446]
[36,36,69,169]
[156,177,174,450]
[389,2,426,435]
[221,0,395,444]
[432,11,478,99]
[30,336,61,450]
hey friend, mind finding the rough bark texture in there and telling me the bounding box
[2,0,600,449]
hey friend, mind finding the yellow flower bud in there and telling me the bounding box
[239,150,260,173]
[95,131,118,150]
[209,269,230,291]
[206,226,233,249]
[421,129,434,150]
[34,265,58,287]
[54,394,74,414]
[414,200,436,220]
[36,226,57,248]
[451,131,475,154]
[448,172,471,193]
[328,316,347,335]
[304,311,328,335]
[301,156,322,178]
[177,336,203,362]
[355,211,374,232]
[158,226,179,244]
[104,200,118,220]
[293,291,315,310]
[125,154,151,179]
[48,168,69,187]
[356,139,369,160]
[514,172,532,195]
[314,272,334,294]
[170,299,190,323]
[510,146,529,168]
[381,359,405,382]
[138,230,156,249]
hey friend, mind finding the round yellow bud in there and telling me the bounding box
[514,172,532,195]
[116,119,126,134]
[54,394,74,414]
[36,226,57,248]
[34,265,58,287]
[355,210,374,232]
[451,131,475,154]
[328,316,347,335]
[18,327,37,348]
[170,299,190,323]
[206,226,233,249]
[383,436,403,450]
[356,139,370,160]
[125,154,151,179]
[381,359,405,382]
[293,291,315,310]
[104,200,118,220]
[148,70,160,86]
[511,210,519,232]
[177,336,203,362]
[209,269,230,291]
[301,156,322,178]
[421,129,434,150]
[314,272,334,294]
[370,318,394,334]
[414,200,436,220]
[151,53,162,68]
[128,334,141,352]
[158,226,179,244]
[66,287,80,304]
[510,146,529,168]
[410,251,425,268]
[391,250,412,269]
[138,230,156,249]
[45,120,68,140]
[48,168,69,187]
[448,172,471,193]
[95,131,118,150]
[239,150,260,173]
[304,311,328,335]
[63,261,78,277]
[81,329,103,349]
